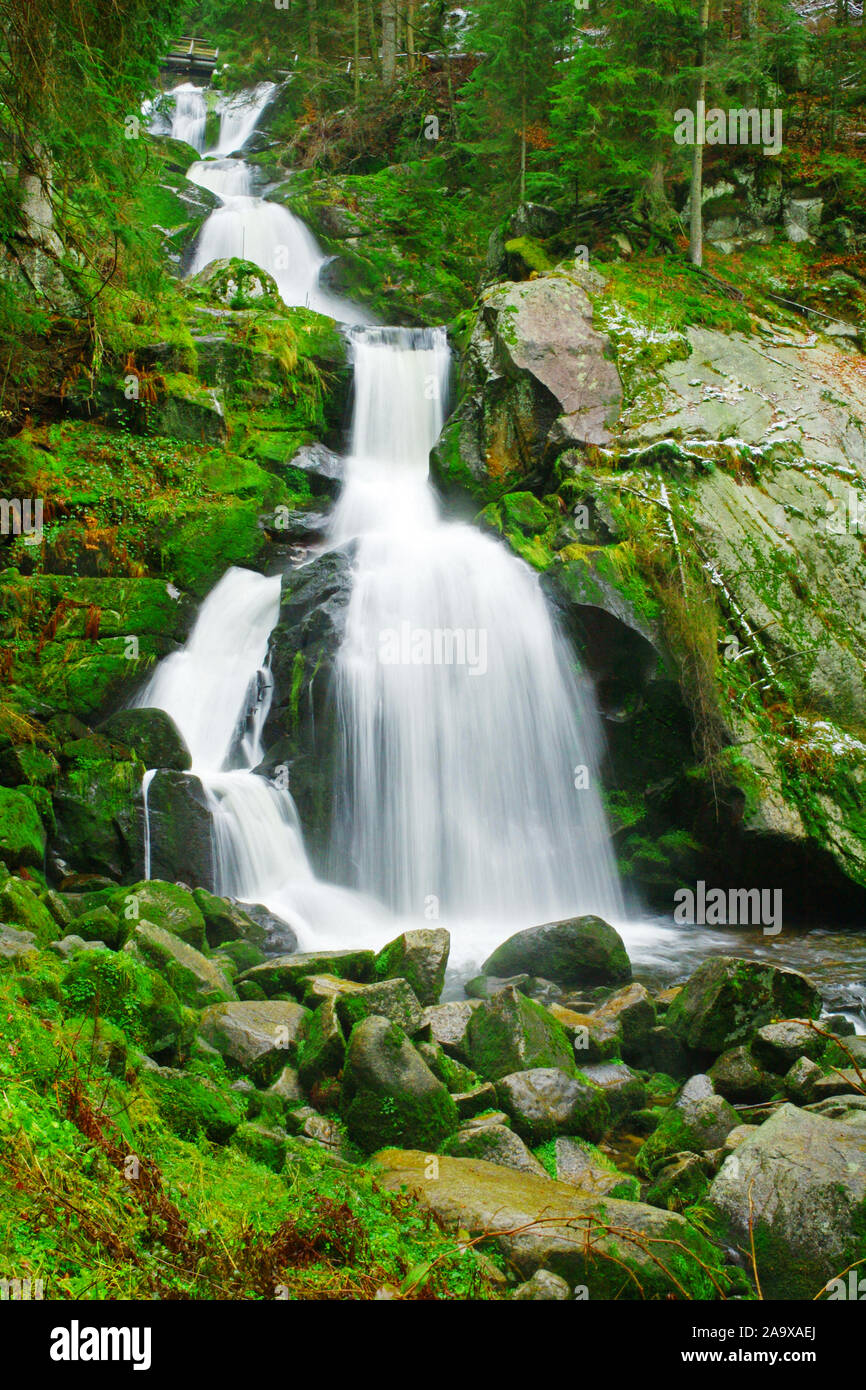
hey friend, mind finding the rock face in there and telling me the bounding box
[143,771,215,887]
[372,1149,726,1296]
[340,1015,458,1154]
[432,274,621,500]
[261,546,354,866]
[98,708,191,771]
[482,917,631,987]
[0,786,46,869]
[666,957,821,1053]
[708,1103,866,1299]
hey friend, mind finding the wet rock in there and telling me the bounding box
[198,1000,311,1082]
[553,1137,639,1200]
[373,928,450,1006]
[143,771,215,888]
[589,982,656,1065]
[665,956,820,1054]
[452,1083,499,1119]
[421,999,481,1061]
[98,708,191,771]
[636,1076,740,1176]
[116,880,206,950]
[549,1003,621,1062]
[646,1153,710,1212]
[483,916,631,988]
[297,996,346,1090]
[442,1123,549,1177]
[708,1102,866,1299]
[751,1019,825,1071]
[495,1067,609,1144]
[192,888,268,950]
[708,1045,780,1104]
[784,1054,824,1104]
[463,985,575,1080]
[238,948,374,997]
[0,786,46,869]
[579,1061,647,1128]
[340,1015,458,1154]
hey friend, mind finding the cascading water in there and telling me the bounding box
[174,81,365,322]
[167,82,207,153]
[138,80,626,971]
[328,328,624,956]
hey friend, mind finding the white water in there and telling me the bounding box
[171,80,365,321]
[329,328,625,957]
[139,81,626,968]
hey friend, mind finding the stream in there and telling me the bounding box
[142,82,866,1028]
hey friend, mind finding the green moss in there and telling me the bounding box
[61,948,185,1053]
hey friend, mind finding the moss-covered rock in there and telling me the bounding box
[98,707,191,771]
[197,999,311,1082]
[113,880,206,950]
[61,948,185,1053]
[341,1015,459,1155]
[373,928,450,1007]
[463,986,576,1082]
[0,786,46,869]
[125,920,236,1007]
[666,956,821,1054]
[335,978,424,1036]
[297,996,346,1091]
[139,1064,245,1143]
[495,1067,610,1144]
[482,917,632,988]
[0,875,60,946]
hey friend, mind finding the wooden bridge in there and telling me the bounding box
[161,37,219,77]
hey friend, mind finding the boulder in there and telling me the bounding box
[750,1019,829,1071]
[421,1000,480,1060]
[61,948,184,1054]
[708,1045,779,1104]
[143,772,216,887]
[238,948,374,997]
[340,1015,459,1154]
[495,1067,609,1144]
[452,1083,499,1119]
[665,957,821,1053]
[98,708,191,771]
[708,1103,866,1299]
[335,978,424,1035]
[549,1004,621,1061]
[442,1123,549,1178]
[372,1150,729,1297]
[636,1075,741,1176]
[463,985,575,1081]
[579,1062,647,1128]
[114,880,206,950]
[645,1153,710,1213]
[192,888,268,949]
[125,920,236,1008]
[511,1270,572,1300]
[373,928,450,1006]
[0,786,46,869]
[0,875,60,945]
[197,1000,311,1082]
[483,917,631,988]
[297,996,346,1090]
[553,1137,639,1200]
[0,925,38,961]
[589,983,656,1064]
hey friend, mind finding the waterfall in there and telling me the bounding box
[168,82,207,153]
[328,328,625,947]
[175,79,365,322]
[138,82,626,968]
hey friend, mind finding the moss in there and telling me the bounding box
[0,876,59,946]
[60,948,185,1053]
[139,1066,244,1144]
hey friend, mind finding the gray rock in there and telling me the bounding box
[0,925,37,960]
[708,1103,866,1298]
[752,1019,825,1071]
[579,1061,648,1127]
[373,928,450,1006]
[483,916,631,987]
[340,1015,458,1153]
[554,1136,639,1199]
[442,1123,549,1177]
[495,1067,609,1144]
[666,956,820,1053]
[511,1269,572,1300]
[198,1000,311,1082]
[463,985,575,1080]
[335,977,424,1035]
[708,1045,779,1104]
[124,919,236,1007]
[421,999,481,1060]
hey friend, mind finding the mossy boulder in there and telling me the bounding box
[495,1067,610,1144]
[0,875,60,946]
[192,888,268,949]
[238,948,375,998]
[372,1149,732,1298]
[98,708,191,771]
[420,999,480,1061]
[51,753,144,883]
[61,948,185,1053]
[335,978,424,1036]
[483,917,631,988]
[140,1065,245,1143]
[341,1014,459,1154]
[501,491,549,535]
[579,1061,648,1128]
[666,957,821,1054]
[373,928,450,1007]
[0,786,46,869]
[442,1123,549,1177]
[197,999,311,1083]
[115,880,206,950]
[463,985,576,1081]
[72,905,126,950]
[553,1137,640,1200]
[125,920,236,1007]
[297,996,346,1090]
[708,1045,780,1104]
[142,772,215,888]
[708,1103,866,1299]
[636,1076,740,1176]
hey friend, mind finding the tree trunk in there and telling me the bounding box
[689,0,711,267]
[519,91,527,204]
[308,0,319,60]
[353,0,361,99]
[382,0,397,86]
[407,0,417,71]
[367,0,380,75]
